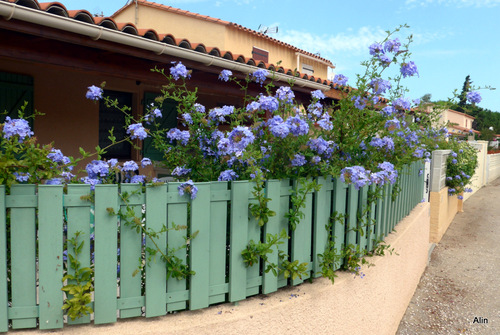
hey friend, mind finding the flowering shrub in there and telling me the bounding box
[443,139,478,199]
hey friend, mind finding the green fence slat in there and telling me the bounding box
[358,186,369,252]
[0,187,7,332]
[332,179,347,270]
[312,177,330,278]
[367,184,376,251]
[346,184,358,248]
[262,180,281,294]
[10,185,37,329]
[246,181,261,297]
[93,185,118,325]
[208,182,228,305]
[119,185,143,319]
[228,181,249,302]
[383,184,391,237]
[65,185,92,325]
[145,184,167,317]
[166,182,188,312]
[189,182,210,310]
[374,186,383,244]
[38,186,64,329]
[278,179,291,288]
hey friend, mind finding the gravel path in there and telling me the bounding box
[397,178,500,335]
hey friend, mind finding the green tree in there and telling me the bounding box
[458,75,472,107]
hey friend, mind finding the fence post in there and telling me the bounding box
[430,150,451,192]
[0,186,7,332]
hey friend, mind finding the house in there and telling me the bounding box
[111,0,334,82]
[0,0,343,173]
[425,105,477,140]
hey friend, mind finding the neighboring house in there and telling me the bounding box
[112,0,334,81]
[425,105,477,140]
[0,0,343,173]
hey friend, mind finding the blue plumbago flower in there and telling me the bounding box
[308,137,336,156]
[86,160,109,178]
[307,101,323,118]
[2,117,34,142]
[46,178,63,185]
[141,157,152,168]
[352,96,367,110]
[47,149,65,163]
[311,156,321,164]
[218,69,232,82]
[130,174,146,184]
[459,149,464,154]
[413,98,421,106]
[258,95,279,112]
[401,61,419,78]
[384,38,401,53]
[250,68,269,85]
[466,91,482,104]
[170,61,190,80]
[208,105,234,123]
[413,148,425,158]
[268,116,290,138]
[385,118,401,131]
[127,123,148,140]
[369,136,395,152]
[167,128,190,145]
[218,169,238,181]
[178,180,198,200]
[317,114,333,131]
[291,154,306,167]
[392,97,412,110]
[228,126,255,156]
[246,101,261,112]
[13,172,30,183]
[369,42,383,55]
[181,113,193,125]
[377,53,392,65]
[369,78,391,95]
[86,85,103,100]
[333,74,348,86]
[448,188,456,194]
[144,108,162,124]
[275,86,294,103]
[446,176,453,181]
[419,169,423,176]
[194,103,205,114]
[108,158,118,167]
[451,158,458,164]
[464,187,473,193]
[81,177,101,190]
[311,90,326,100]
[217,137,232,156]
[172,166,192,176]
[457,195,464,200]
[381,106,396,117]
[61,171,75,180]
[455,175,461,180]
[122,160,139,172]
[286,115,309,136]
[340,166,371,190]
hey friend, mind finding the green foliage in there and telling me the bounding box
[286,179,321,231]
[248,170,276,227]
[61,231,94,321]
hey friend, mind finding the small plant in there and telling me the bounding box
[61,231,94,321]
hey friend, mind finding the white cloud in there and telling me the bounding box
[278,26,388,59]
[406,0,500,7]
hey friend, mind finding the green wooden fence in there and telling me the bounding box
[0,161,424,332]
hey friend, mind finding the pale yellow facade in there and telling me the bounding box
[112,3,332,80]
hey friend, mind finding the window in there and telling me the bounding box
[0,71,34,127]
[301,64,314,76]
[99,90,132,159]
[142,92,178,161]
[252,47,269,63]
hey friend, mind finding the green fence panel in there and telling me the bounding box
[93,185,119,325]
[189,182,211,310]
[38,186,64,329]
[367,184,377,251]
[145,184,167,317]
[262,180,281,294]
[166,182,188,312]
[118,185,144,319]
[278,179,291,288]
[246,181,262,296]
[0,186,7,332]
[290,179,313,286]
[358,186,369,252]
[228,181,249,302]
[65,184,92,325]
[332,179,347,270]
[312,176,332,278]
[9,185,37,329]
[208,182,229,305]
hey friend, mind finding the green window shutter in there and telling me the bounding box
[143,92,178,161]
[0,72,34,127]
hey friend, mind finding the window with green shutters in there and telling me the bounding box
[142,92,178,161]
[0,72,34,127]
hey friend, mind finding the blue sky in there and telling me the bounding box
[61,0,499,113]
